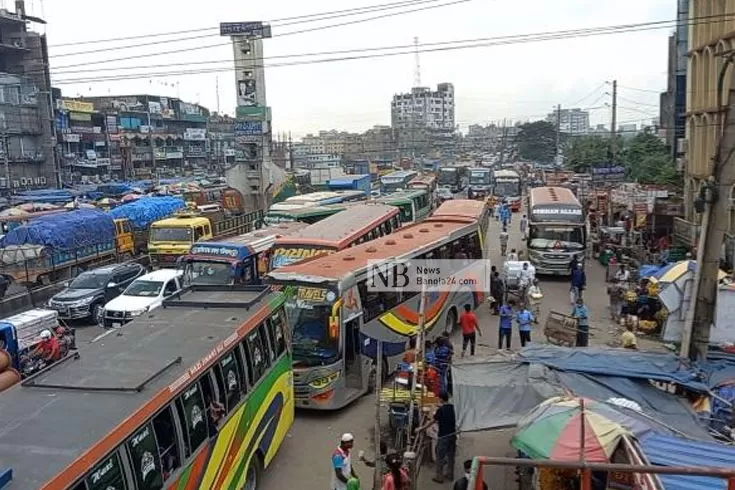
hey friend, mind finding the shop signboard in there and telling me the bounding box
[61,99,95,113]
[106,115,119,134]
[234,121,263,136]
[62,134,81,143]
[591,165,626,183]
[235,106,270,120]
[184,128,207,141]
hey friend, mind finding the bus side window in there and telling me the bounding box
[152,406,181,482]
[358,280,382,321]
[219,351,243,411]
[233,343,250,395]
[84,451,128,490]
[239,340,254,388]
[204,224,211,236]
[126,422,164,490]
[258,323,275,365]
[175,382,208,458]
[246,330,267,383]
[267,310,287,356]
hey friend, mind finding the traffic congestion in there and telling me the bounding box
[0,162,734,490]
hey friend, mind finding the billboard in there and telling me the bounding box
[236,106,270,120]
[220,22,272,38]
[184,128,207,141]
[237,80,257,107]
[234,121,263,136]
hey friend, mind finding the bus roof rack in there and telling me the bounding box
[162,284,270,310]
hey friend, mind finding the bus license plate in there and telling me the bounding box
[112,322,121,328]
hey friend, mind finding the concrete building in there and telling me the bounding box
[391,83,455,158]
[361,125,396,160]
[546,108,590,135]
[660,0,688,164]
[680,0,735,253]
[208,113,236,170]
[0,1,56,192]
[66,95,210,183]
[301,130,363,157]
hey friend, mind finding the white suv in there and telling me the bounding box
[103,269,183,328]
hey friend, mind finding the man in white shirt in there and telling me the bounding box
[615,264,630,283]
[519,262,536,297]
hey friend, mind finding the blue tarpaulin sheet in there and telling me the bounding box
[639,264,663,279]
[518,345,709,392]
[0,209,115,250]
[640,433,735,490]
[108,196,184,230]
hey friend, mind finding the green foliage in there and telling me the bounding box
[516,121,558,163]
[562,129,681,185]
[564,136,610,172]
[621,131,680,185]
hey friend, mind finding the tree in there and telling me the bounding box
[621,131,680,185]
[516,121,558,163]
[564,136,611,172]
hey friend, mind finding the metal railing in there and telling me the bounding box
[469,456,735,490]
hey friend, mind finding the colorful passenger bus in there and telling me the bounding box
[430,199,490,250]
[262,204,346,226]
[407,174,437,195]
[527,186,586,275]
[380,170,419,194]
[270,203,401,269]
[0,284,293,490]
[267,214,486,409]
[374,189,432,224]
[180,222,308,286]
[269,190,366,211]
[492,169,523,211]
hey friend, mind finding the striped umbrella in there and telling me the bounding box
[511,397,632,463]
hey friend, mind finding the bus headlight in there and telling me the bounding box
[309,372,340,389]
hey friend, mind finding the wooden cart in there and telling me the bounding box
[543,310,595,347]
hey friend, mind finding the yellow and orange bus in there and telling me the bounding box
[267,200,486,409]
[269,203,401,269]
[0,285,293,490]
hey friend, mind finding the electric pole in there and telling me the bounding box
[610,80,618,160]
[682,88,735,361]
[555,104,562,164]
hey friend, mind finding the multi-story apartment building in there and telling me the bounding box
[56,95,211,183]
[361,125,396,160]
[208,113,236,170]
[0,2,56,192]
[680,0,735,257]
[546,108,590,135]
[300,130,363,158]
[391,84,455,130]
[660,0,688,163]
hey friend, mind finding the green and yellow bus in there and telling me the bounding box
[0,284,293,490]
[262,204,347,226]
[374,189,432,224]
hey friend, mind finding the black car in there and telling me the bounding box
[47,263,146,324]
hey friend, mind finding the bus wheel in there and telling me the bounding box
[444,309,457,335]
[244,455,262,490]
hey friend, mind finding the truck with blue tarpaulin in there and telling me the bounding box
[179,222,308,286]
[327,174,371,195]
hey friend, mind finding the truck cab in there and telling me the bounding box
[113,218,135,257]
[148,215,213,267]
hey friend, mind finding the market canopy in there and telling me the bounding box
[512,397,630,462]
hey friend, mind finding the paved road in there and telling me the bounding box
[256,209,623,490]
[66,202,625,490]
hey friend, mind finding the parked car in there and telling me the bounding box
[437,187,454,202]
[47,262,146,324]
[102,269,183,328]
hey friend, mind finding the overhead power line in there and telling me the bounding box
[48,0,449,59]
[565,82,608,107]
[50,0,448,48]
[618,95,660,107]
[26,9,735,76]
[45,0,469,71]
[49,12,735,85]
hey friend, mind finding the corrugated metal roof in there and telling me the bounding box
[640,433,735,490]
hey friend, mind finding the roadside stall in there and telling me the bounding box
[511,396,662,490]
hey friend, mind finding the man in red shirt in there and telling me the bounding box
[459,304,482,357]
[32,329,61,364]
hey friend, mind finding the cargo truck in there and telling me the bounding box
[148,208,264,267]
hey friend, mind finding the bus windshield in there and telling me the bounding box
[529,225,585,250]
[397,203,414,223]
[150,227,193,243]
[494,180,520,196]
[469,171,489,185]
[382,179,405,193]
[285,299,339,366]
[185,261,233,285]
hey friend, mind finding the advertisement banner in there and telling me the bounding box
[62,133,81,143]
[592,165,627,182]
[234,121,263,136]
[70,112,91,122]
[106,115,119,134]
[166,151,184,159]
[235,106,270,120]
[235,135,262,144]
[220,21,271,38]
[61,100,95,113]
[237,80,257,107]
[184,128,207,141]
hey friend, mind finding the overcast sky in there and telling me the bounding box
[22,0,672,138]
